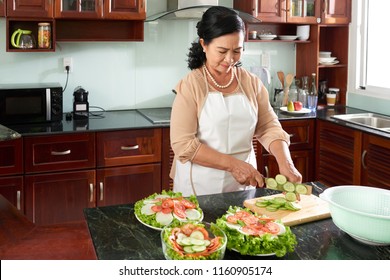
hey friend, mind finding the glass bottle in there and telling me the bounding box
[307,73,318,111]
[299,76,309,108]
[289,76,299,102]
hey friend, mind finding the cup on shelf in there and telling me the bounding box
[326,93,337,106]
[297,25,310,41]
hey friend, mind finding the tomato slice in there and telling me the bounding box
[241,226,259,235]
[174,202,186,219]
[226,215,238,224]
[265,222,280,234]
[161,198,174,209]
[151,205,162,212]
[161,207,172,214]
[181,199,196,209]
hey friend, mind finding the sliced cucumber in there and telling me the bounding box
[275,174,287,185]
[266,178,278,189]
[183,246,195,253]
[266,205,279,212]
[190,238,205,246]
[191,245,207,252]
[185,209,201,220]
[155,211,173,225]
[190,230,205,240]
[295,184,308,195]
[178,237,192,246]
[272,197,287,205]
[140,203,155,215]
[283,182,295,192]
[285,192,297,202]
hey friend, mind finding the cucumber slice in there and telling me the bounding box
[295,184,308,194]
[183,246,195,253]
[266,205,279,212]
[266,178,278,189]
[190,238,206,246]
[283,182,295,192]
[275,174,287,185]
[185,209,201,220]
[140,203,155,215]
[255,199,270,207]
[191,245,207,252]
[285,192,297,202]
[190,230,205,240]
[272,197,287,205]
[178,237,193,246]
[155,211,173,225]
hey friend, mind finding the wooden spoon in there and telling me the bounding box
[282,73,294,106]
[277,71,285,88]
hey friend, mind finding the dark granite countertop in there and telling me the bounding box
[84,182,390,260]
[3,105,389,140]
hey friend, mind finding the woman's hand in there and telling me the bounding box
[229,158,264,187]
[278,160,302,184]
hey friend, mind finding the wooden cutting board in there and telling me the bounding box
[243,194,331,226]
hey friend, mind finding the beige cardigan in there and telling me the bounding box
[169,66,290,179]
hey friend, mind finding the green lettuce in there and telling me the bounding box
[134,190,202,229]
[215,206,297,257]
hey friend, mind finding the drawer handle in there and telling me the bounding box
[121,145,139,151]
[51,149,71,156]
[17,190,21,211]
[361,150,368,170]
[89,184,94,202]
[99,182,104,201]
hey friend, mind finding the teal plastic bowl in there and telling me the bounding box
[320,186,390,245]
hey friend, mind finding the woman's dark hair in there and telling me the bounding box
[187,6,245,70]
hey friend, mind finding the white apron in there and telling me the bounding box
[173,70,258,196]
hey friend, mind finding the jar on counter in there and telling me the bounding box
[329,88,340,104]
[38,22,51,49]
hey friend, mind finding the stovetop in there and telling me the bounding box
[136,107,171,124]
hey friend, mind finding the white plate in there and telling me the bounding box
[134,210,204,231]
[232,248,276,257]
[320,60,339,65]
[278,35,298,41]
[280,107,311,114]
[259,34,277,40]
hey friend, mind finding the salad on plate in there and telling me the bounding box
[215,206,297,257]
[134,190,203,230]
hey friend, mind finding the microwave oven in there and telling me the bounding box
[0,83,63,125]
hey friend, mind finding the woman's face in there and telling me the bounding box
[201,31,244,74]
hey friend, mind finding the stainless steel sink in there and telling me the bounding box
[332,113,390,132]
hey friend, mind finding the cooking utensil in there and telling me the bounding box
[282,73,294,106]
[277,71,285,88]
[244,193,330,226]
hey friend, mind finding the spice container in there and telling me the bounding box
[38,23,51,49]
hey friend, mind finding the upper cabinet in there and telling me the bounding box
[0,1,5,17]
[233,0,351,24]
[54,0,145,20]
[6,0,54,18]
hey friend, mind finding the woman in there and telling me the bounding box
[170,6,302,196]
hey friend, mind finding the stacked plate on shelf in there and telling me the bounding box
[319,51,339,65]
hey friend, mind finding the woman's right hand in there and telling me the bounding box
[229,158,264,187]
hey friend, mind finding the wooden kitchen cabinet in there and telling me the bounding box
[361,134,390,189]
[96,128,162,206]
[25,170,96,225]
[55,0,145,20]
[0,138,24,211]
[0,0,5,17]
[6,0,54,18]
[317,120,390,190]
[321,0,351,25]
[96,164,161,207]
[258,119,315,182]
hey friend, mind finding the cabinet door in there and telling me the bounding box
[234,0,286,22]
[0,176,23,212]
[103,0,145,20]
[287,0,320,23]
[321,0,351,24]
[24,133,95,173]
[6,0,53,17]
[0,0,5,17]
[55,0,102,18]
[96,164,161,207]
[0,138,23,176]
[361,134,390,190]
[316,120,362,187]
[25,170,96,225]
[280,119,315,151]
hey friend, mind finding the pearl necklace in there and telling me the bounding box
[203,65,235,89]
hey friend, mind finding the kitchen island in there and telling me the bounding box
[84,182,389,260]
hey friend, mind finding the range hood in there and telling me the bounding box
[146,0,261,23]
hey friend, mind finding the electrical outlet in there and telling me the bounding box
[63,57,73,72]
[261,53,270,69]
